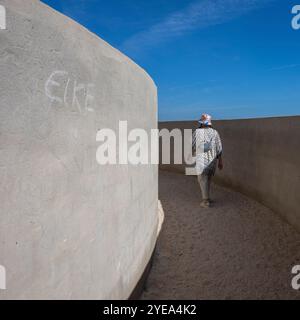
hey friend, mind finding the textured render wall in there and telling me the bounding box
[0,0,158,299]
[159,117,300,232]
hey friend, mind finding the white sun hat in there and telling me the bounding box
[199,113,212,126]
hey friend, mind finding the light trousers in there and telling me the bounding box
[197,173,213,200]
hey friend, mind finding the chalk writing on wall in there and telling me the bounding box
[45,70,95,115]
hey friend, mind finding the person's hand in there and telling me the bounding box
[218,160,223,170]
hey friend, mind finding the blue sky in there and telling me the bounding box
[42,0,300,120]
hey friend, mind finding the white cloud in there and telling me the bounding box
[121,0,275,55]
[269,64,300,71]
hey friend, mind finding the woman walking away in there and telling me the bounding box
[192,114,223,208]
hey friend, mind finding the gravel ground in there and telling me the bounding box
[141,171,300,300]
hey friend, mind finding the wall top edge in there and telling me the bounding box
[23,0,157,89]
[159,115,300,124]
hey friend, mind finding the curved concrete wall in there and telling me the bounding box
[159,116,300,232]
[0,0,158,299]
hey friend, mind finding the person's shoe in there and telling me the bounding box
[200,200,210,208]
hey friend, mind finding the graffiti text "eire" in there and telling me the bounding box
[45,70,95,115]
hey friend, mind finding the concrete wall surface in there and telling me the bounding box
[159,117,300,232]
[0,0,158,299]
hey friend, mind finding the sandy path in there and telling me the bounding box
[141,171,300,300]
